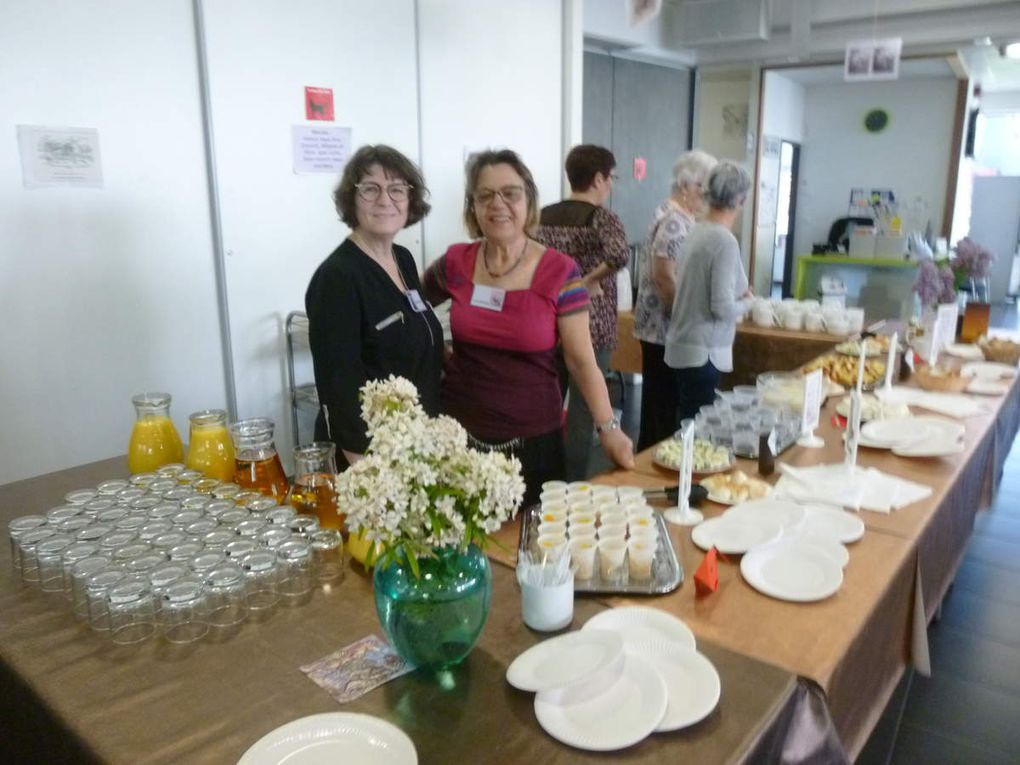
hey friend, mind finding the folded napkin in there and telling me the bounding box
[775,462,932,514]
[875,386,990,419]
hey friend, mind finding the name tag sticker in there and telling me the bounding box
[406,289,428,313]
[470,284,506,312]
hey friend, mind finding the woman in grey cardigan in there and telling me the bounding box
[663,161,754,423]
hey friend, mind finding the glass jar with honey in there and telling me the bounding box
[185,409,235,482]
[286,442,344,535]
[229,418,289,501]
[128,393,184,474]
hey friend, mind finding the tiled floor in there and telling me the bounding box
[589,302,1020,764]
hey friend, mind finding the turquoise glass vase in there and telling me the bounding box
[373,544,492,670]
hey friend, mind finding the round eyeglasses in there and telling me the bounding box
[355,182,412,203]
[472,185,525,206]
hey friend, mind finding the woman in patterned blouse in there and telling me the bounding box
[633,150,717,451]
[536,144,630,480]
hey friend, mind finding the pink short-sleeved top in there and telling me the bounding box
[424,241,588,440]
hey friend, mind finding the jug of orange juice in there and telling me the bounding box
[229,418,289,501]
[186,409,235,482]
[128,392,184,474]
[286,442,344,533]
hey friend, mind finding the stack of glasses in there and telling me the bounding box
[695,386,802,458]
[7,463,345,647]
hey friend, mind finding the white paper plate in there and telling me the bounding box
[506,630,624,693]
[237,713,417,765]
[799,505,865,544]
[961,361,1018,380]
[630,640,721,732]
[860,417,965,448]
[722,498,808,531]
[775,534,850,568]
[691,516,783,554]
[967,379,1009,395]
[892,438,967,458]
[582,606,696,652]
[534,653,668,751]
[740,542,844,602]
[944,343,985,361]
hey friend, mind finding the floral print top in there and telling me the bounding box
[633,200,696,345]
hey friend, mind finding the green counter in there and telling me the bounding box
[794,255,919,321]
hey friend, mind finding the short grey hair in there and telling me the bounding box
[705,161,751,210]
[671,150,717,193]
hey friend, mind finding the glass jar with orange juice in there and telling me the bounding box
[286,442,344,534]
[185,409,235,482]
[229,418,289,501]
[128,393,184,474]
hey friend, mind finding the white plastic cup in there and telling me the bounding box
[569,538,597,580]
[567,524,596,542]
[537,520,567,538]
[616,486,644,502]
[541,480,568,494]
[627,539,656,581]
[538,508,567,525]
[535,533,568,561]
[628,525,659,546]
[520,572,574,632]
[539,490,567,505]
[597,538,627,580]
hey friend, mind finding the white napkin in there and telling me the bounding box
[775,462,932,514]
[875,386,991,419]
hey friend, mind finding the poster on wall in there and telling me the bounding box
[722,104,748,140]
[844,37,902,82]
[17,125,103,188]
[305,87,334,121]
[292,126,352,174]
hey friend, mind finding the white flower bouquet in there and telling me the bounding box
[336,376,525,576]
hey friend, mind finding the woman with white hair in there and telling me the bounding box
[633,149,717,451]
[664,160,754,423]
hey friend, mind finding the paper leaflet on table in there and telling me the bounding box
[301,634,413,704]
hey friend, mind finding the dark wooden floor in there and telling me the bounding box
[592,301,1020,764]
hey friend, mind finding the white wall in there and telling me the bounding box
[201,0,421,458]
[794,77,958,259]
[0,1,226,484]
[418,0,563,262]
[761,72,805,142]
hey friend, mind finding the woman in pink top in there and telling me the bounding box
[424,150,634,504]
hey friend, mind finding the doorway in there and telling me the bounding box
[772,140,800,298]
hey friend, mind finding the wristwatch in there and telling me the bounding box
[595,415,621,435]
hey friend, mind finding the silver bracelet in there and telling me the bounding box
[595,416,621,434]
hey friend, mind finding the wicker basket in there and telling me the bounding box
[979,339,1020,366]
[914,366,970,393]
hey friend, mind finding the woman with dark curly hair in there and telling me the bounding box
[305,144,442,467]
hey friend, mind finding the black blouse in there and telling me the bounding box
[305,239,443,457]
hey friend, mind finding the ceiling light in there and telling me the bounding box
[1004,42,1020,59]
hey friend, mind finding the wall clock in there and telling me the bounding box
[864,108,890,133]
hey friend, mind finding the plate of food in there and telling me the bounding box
[834,336,890,357]
[802,354,886,389]
[654,438,733,474]
[699,471,771,505]
[834,394,911,422]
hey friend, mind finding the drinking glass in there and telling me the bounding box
[159,578,208,644]
[36,535,75,592]
[8,515,48,571]
[18,527,58,583]
[71,556,112,619]
[59,540,102,597]
[277,540,314,605]
[204,563,247,628]
[86,569,127,632]
[107,575,157,644]
[310,530,344,585]
[240,550,279,612]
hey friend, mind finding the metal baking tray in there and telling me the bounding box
[517,505,683,595]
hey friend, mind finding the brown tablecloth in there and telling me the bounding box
[723,324,843,388]
[0,459,827,765]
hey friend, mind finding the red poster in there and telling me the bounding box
[633,156,647,181]
[305,87,334,121]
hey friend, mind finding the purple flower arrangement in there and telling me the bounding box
[913,258,957,308]
[950,237,995,281]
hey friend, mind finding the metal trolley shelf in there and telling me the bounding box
[285,311,318,449]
